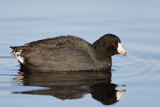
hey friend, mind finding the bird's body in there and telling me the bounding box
[11,34,127,72]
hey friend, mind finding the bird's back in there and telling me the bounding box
[11,36,100,72]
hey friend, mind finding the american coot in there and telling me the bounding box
[10,34,127,72]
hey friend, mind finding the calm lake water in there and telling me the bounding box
[0,0,160,107]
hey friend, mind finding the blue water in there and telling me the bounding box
[0,0,160,107]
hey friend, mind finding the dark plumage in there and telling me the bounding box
[10,34,127,72]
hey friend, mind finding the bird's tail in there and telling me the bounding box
[10,46,18,56]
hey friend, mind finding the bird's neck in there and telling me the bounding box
[92,41,113,60]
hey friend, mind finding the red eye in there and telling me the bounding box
[112,42,115,45]
[118,41,120,43]
[110,99,113,101]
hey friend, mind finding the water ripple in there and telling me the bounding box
[112,54,160,85]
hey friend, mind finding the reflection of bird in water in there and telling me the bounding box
[14,71,126,105]
[91,83,126,105]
